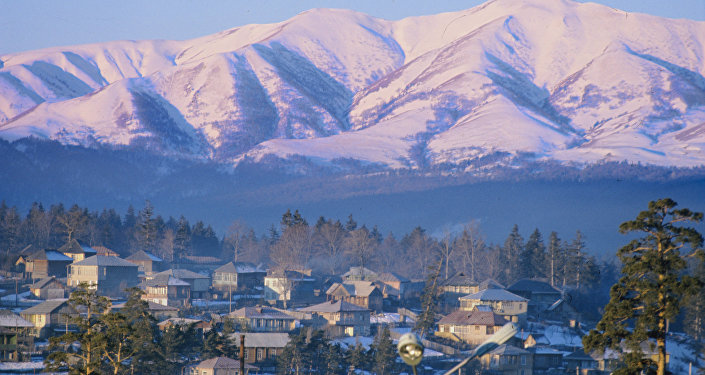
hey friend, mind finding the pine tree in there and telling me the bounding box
[372,326,397,375]
[583,198,704,375]
[547,232,561,287]
[502,224,524,284]
[521,228,547,279]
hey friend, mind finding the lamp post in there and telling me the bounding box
[397,322,519,375]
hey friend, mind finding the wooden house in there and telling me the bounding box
[436,306,509,345]
[298,300,370,337]
[29,276,67,299]
[460,288,528,325]
[507,279,562,317]
[0,310,34,361]
[326,281,383,312]
[227,306,297,332]
[264,269,317,307]
[228,332,290,371]
[20,299,77,339]
[111,300,179,321]
[152,269,210,299]
[16,249,72,280]
[58,239,97,262]
[212,262,266,292]
[140,274,191,307]
[440,272,480,312]
[67,255,139,297]
[126,250,164,277]
[187,356,258,375]
[480,344,533,375]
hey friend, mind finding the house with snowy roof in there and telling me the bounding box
[227,306,297,332]
[460,288,528,325]
[187,356,258,375]
[298,300,370,337]
[440,271,480,312]
[264,269,318,307]
[111,300,179,321]
[126,250,164,277]
[436,306,509,345]
[29,276,67,299]
[153,268,211,299]
[0,309,34,361]
[140,273,191,307]
[227,332,290,370]
[507,279,562,317]
[67,255,139,297]
[212,262,266,292]
[374,272,410,301]
[58,239,97,262]
[479,344,533,375]
[342,266,378,281]
[326,281,383,312]
[16,249,72,280]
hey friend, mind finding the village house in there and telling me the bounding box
[58,239,97,262]
[20,299,77,339]
[227,306,297,332]
[212,262,266,292]
[563,351,599,375]
[140,274,191,307]
[16,249,72,280]
[480,344,533,375]
[228,332,290,371]
[29,276,67,299]
[479,279,505,291]
[187,356,258,375]
[111,300,179,321]
[528,347,565,373]
[507,279,562,318]
[374,272,410,301]
[298,300,370,337]
[440,272,480,312]
[67,255,139,297]
[126,250,164,277]
[152,269,211,299]
[264,269,317,307]
[342,266,377,281]
[326,281,383,312]
[436,306,509,345]
[0,310,34,361]
[92,245,119,257]
[460,288,528,325]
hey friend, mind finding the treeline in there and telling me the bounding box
[0,200,601,287]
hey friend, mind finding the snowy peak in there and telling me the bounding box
[1,0,704,168]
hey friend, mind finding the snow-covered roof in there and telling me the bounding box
[126,250,163,262]
[71,255,138,267]
[0,309,34,328]
[21,299,70,315]
[215,261,264,274]
[460,288,527,302]
[143,274,190,287]
[438,310,507,326]
[227,332,290,348]
[441,271,478,287]
[196,357,257,370]
[228,307,296,320]
[298,300,368,313]
[327,281,379,297]
[154,268,210,280]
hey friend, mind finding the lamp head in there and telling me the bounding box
[397,333,424,366]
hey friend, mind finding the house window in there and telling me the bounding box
[475,326,480,331]
[521,355,526,365]
[257,349,263,360]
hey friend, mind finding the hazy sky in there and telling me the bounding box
[1,0,704,55]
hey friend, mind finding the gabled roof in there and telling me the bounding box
[126,250,163,262]
[30,276,65,290]
[29,249,72,262]
[154,269,210,280]
[228,306,295,320]
[92,246,119,257]
[58,239,96,255]
[488,344,530,356]
[326,281,379,297]
[0,309,34,328]
[143,274,190,287]
[342,267,377,280]
[460,288,527,302]
[441,272,478,287]
[21,299,71,315]
[438,310,508,326]
[564,350,596,361]
[299,300,368,313]
[196,357,257,370]
[227,332,290,348]
[71,255,138,267]
[479,279,504,291]
[507,279,561,295]
[215,262,264,274]
[377,272,409,283]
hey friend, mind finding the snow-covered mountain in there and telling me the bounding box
[1,0,704,169]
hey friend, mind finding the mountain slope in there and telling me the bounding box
[1,0,704,168]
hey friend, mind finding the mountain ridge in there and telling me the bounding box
[1,0,704,170]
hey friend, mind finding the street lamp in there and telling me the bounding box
[397,322,519,375]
